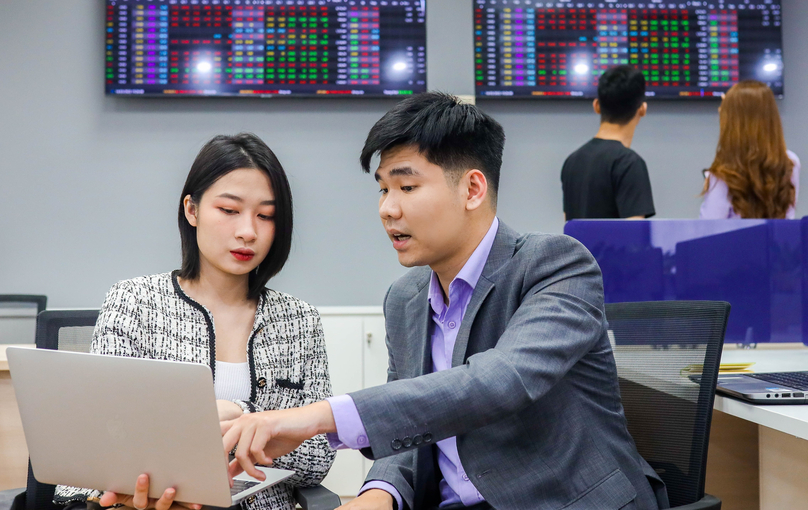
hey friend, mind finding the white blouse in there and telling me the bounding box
[214,360,252,401]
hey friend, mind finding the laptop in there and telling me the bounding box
[7,347,294,507]
[715,371,808,404]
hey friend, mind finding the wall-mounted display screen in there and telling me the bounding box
[105,0,426,97]
[475,1,783,99]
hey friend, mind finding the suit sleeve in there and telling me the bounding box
[350,236,607,460]
[90,280,143,357]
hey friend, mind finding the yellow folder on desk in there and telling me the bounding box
[681,362,756,375]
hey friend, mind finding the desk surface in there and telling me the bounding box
[0,345,34,372]
[715,346,808,441]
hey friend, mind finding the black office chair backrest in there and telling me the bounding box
[35,309,99,352]
[606,301,729,509]
[0,295,47,345]
[0,295,47,313]
[24,309,100,510]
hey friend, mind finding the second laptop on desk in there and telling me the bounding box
[716,371,808,404]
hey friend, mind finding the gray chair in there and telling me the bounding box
[0,295,46,345]
[606,300,730,510]
[6,309,341,510]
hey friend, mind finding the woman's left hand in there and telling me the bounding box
[98,473,202,510]
[217,399,244,422]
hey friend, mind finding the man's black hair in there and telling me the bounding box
[360,92,505,202]
[178,133,293,300]
[597,65,646,125]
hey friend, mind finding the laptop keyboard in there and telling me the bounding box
[230,479,260,497]
[749,372,808,391]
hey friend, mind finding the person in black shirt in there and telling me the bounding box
[561,65,656,221]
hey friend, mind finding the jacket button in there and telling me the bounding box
[257,377,267,388]
[247,495,256,504]
[423,433,433,443]
[391,439,403,450]
[402,436,413,448]
[413,434,423,446]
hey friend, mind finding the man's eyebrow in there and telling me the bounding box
[375,166,420,182]
[217,193,275,205]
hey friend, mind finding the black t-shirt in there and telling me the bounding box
[561,138,656,221]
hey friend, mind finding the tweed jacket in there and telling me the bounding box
[350,222,666,510]
[55,271,335,510]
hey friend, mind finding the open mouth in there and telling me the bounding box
[392,234,411,242]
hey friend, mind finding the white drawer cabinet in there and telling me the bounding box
[318,307,388,497]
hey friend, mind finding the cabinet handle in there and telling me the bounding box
[366,332,373,345]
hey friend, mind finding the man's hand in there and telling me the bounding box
[337,489,395,510]
[221,400,336,479]
[98,474,201,510]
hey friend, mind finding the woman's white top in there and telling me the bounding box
[214,360,252,401]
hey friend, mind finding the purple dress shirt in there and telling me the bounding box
[700,150,801,219]
[326,217,500,509]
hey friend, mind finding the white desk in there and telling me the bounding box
[705,346,808,510]
[0,345,33,491]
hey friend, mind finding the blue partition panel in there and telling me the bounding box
[564,219,804,345]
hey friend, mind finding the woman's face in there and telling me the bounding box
[184,167,276,279]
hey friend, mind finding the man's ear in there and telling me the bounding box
[464,169,489,212]
[639,102,648,118]
[593,98,601,115]
[183,195,198,227]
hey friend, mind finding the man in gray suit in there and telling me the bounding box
[223,92,667,510]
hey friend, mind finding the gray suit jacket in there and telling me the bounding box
[349,222,666,510]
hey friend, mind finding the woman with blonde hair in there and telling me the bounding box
[700,80,800,219]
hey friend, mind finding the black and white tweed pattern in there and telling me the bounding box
[55,272,336,510]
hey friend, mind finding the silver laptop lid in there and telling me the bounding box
[8,347,241,507]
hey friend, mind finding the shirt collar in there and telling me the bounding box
[428,217,500,314]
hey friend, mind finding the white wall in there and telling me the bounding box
[0,0,806,308]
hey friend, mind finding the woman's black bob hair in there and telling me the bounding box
[178,133,293,300]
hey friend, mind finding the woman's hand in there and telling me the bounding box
[98,474,202,510]
[217,399,244,422]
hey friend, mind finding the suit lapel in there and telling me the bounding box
[451,222,520,367]
[405,280,433,375]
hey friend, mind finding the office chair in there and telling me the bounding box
[0,295,47,345]
[5,310,341,510]
[0,295,46,313]
[606,301,730,510]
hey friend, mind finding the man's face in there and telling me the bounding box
[375,146,473,269]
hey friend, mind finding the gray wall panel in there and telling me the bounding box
[0,0,804,308]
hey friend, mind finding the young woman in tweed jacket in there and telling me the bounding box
[56,133,335,510]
